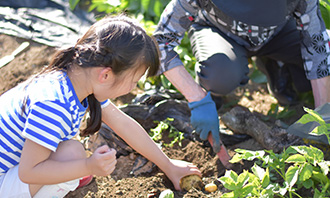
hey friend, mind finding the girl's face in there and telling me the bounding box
[93,66,146,101]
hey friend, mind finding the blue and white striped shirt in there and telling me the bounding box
[0,71,105,175]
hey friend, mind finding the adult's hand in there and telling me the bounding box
[188,92,221,153]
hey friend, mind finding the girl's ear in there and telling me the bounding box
[98,67,113,83]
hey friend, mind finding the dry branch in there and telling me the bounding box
[221,106,302,152]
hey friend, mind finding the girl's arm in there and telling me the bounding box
[101,102,201,190]
[19,139,116,185]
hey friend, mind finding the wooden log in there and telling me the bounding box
[221,106,302,152]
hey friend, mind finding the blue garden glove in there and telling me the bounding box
[188,92,221,153]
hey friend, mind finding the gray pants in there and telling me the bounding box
[188,18,311,96]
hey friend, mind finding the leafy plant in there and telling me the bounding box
[159,189,174,198]
[296,107,330,145]
[249,58,267,84]
[69,0,169,25]
[320,0,330,29]
[149,117,185,147]
[219,145,330,197]
[267,103,296,120]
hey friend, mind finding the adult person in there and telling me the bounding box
[153,0,330,153]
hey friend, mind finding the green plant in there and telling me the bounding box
[219,145,330,197]
[69,0,169,21]
[159,189,174,198]
[149,117,185,147]
[267,103,296,120]
[320,0,330,29]
[249,58,267,84]
[297,107,330,145]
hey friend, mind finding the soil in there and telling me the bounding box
[0,34,314,197]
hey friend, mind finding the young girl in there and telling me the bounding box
[0,15,201,197]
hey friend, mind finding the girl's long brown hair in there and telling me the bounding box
[32,15,160,136]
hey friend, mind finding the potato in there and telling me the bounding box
[205,183,217,193]
[179,174,204,191]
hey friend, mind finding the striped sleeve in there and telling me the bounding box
[22,100,72,152]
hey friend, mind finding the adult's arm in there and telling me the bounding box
[153,0,198,73]
[164,65,207,102]
[153,0,207,102]
[155,0,222,152]
[311,76,330,107]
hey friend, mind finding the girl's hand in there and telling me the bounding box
[164,159,201,191]
[86,145,117,176]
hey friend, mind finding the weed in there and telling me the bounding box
[149,118,185,147]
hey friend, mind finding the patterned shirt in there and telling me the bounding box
[0,71,109,175]
[153,0,330,80]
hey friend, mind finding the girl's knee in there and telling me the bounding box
[49,140,86,161]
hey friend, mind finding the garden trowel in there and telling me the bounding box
[0,41,30,69]
[208,133,233,169]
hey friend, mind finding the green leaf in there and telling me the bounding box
[313,188,322,198]
[292,145,324,165]
[297,107,326,125]
[159,189,174,198]
[237,170,250,187]
[251,164,265,181]
[310,125,329,136]
[247,173,260,186]
[241,183,255,197]
[229,153,243,163]
[276,108,296,119]
[320,0,330,29]
[260,188,275,198]
[285,154,306,163]
[221,191,236,198]
[302,179,313,189]
[218,176,237,191]
[219,170,239,190]
[312,170,328,184]
[233,149,265,161]
[261,168,270,188]
[153,0,163,18]
[299,164,313,181]
[285,165,299,188]
[250,68,267,84]
[318,161,330,175]
[127,0,141,11]
[228,170,238,182]
[146,0,156,17]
